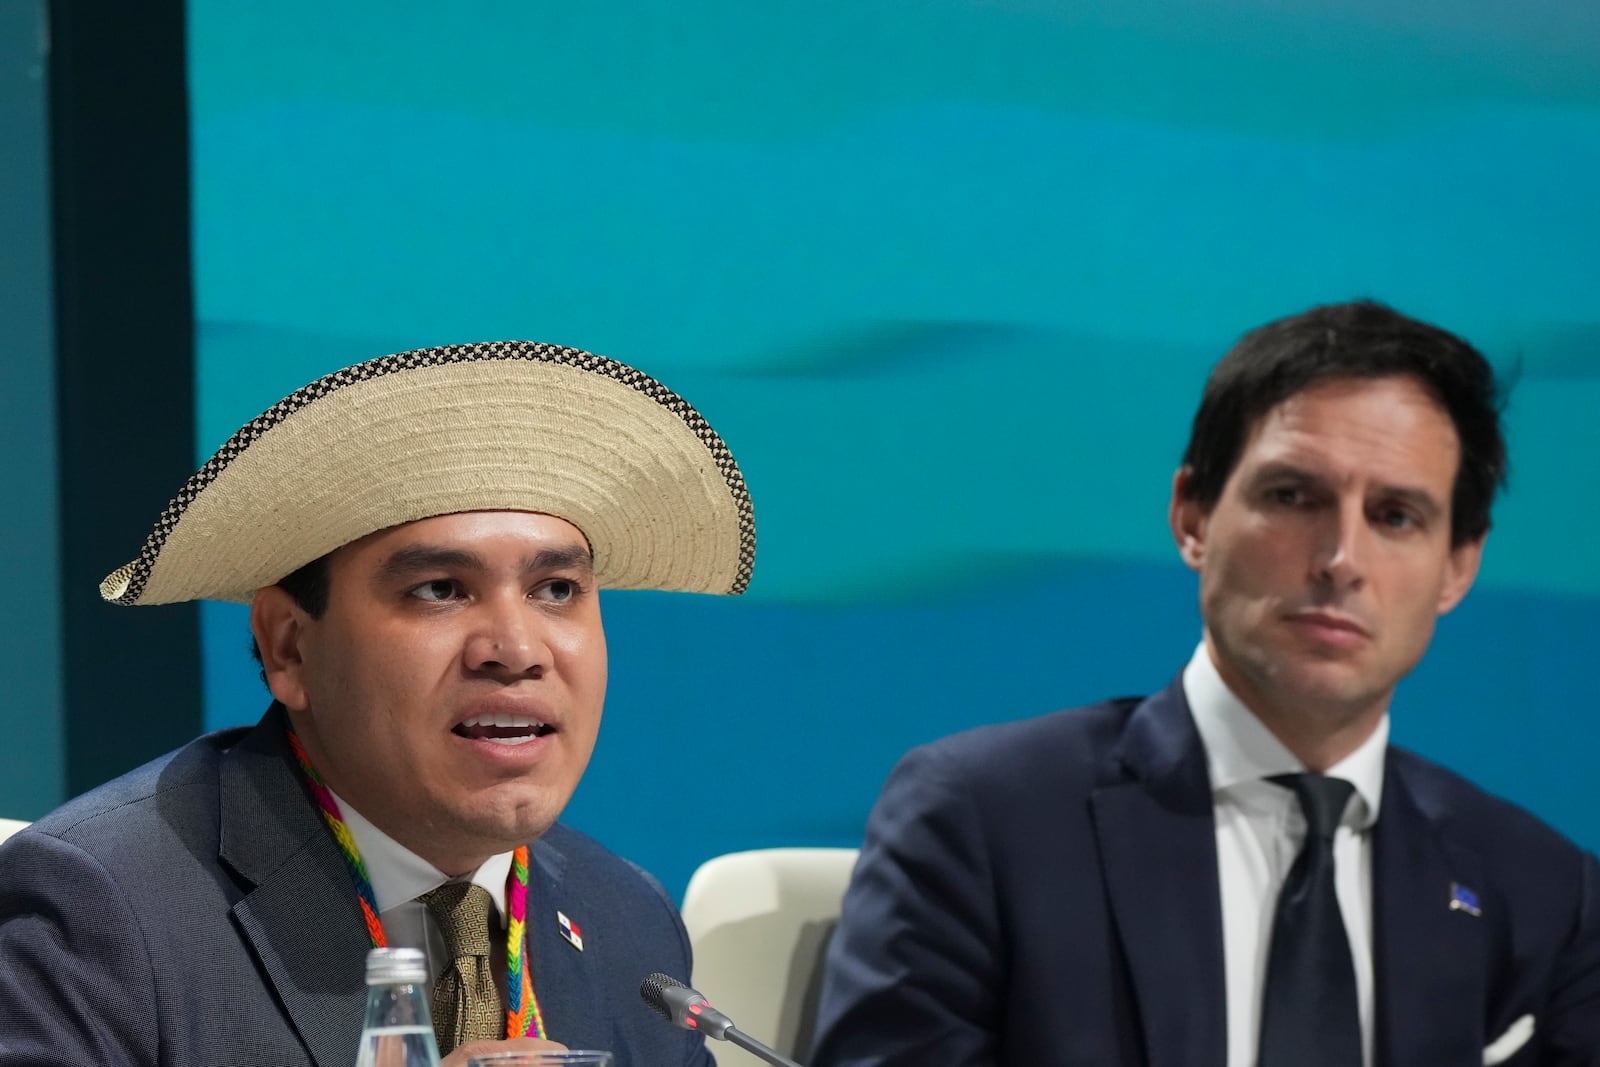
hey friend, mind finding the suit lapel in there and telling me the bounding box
[1371,757,1488,1067]
[524,835,604,1047]
[1091,681,1227,1067]
[220,707,370,1067]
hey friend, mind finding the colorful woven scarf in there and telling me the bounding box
[289,730,547,1041]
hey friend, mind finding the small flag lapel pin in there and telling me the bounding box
[1448,882,1482,917]
[557,910,584,951]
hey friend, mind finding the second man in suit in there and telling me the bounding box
[811,300,1600,1067]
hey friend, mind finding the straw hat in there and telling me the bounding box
[100,341,755,605]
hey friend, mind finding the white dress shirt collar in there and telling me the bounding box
[1183,642,1387,830]
[330,789,514,924]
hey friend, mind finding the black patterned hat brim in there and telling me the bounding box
[100,341,755,605]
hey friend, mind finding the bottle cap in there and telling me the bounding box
[365,946,428,985]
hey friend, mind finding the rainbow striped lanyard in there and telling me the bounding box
[288,730,547,1041]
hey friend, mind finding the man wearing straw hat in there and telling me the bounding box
[0,342,752,1066]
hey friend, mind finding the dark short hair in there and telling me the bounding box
[1178,300,1507,547]
[248,553,331,672]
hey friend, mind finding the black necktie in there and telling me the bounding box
[1258,773,1362,1067]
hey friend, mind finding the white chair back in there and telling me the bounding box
[680,847,859,1065]
[0,818,30,844]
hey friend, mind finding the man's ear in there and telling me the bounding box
[250,586,312,711]
[1169,467,1209,573]
[1437,535,1486,616]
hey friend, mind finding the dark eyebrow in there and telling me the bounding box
[1374,485,1444,520]
[526,545,595,574]
[1244,461,1320,488]
[378,543,594,584]
[380,546,485,583]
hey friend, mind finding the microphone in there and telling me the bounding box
[640,972,805,1067]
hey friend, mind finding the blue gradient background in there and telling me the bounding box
[189,2,1600,896]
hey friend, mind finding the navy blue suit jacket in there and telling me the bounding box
[811,680,1600,1067]
[0,706,709,1067]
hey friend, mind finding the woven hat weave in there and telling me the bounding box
[100,341,755,605]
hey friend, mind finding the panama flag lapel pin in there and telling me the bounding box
[557,910,584,951]
[1448,882,1482,917]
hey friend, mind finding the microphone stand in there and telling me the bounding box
[723,1027,804,1067]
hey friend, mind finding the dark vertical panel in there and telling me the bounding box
[0,0,63,817]
[50,0,201,794]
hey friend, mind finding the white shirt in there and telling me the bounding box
[332,790,514,987]
[1183,643,1387,1067]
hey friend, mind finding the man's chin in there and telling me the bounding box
[1272,664,1390,724]
[458,791,565,849]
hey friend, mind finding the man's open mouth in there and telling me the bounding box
[453,713,555,747]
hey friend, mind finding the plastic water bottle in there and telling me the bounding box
[354,947,442,1067]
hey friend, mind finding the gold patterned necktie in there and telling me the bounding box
[420,882,505,1054]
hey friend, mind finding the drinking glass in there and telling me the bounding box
[466,1053,613,1067]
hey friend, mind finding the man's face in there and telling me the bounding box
[1170,375,1483,739]
[254,510,608,875]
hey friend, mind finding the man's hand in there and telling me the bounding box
[441,1037,569,1065]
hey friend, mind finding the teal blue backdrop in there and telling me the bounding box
[0,0,62,818]
[189,2,1600,897]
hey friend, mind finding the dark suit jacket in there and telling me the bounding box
[811,680,1600,1067]
[0,706,711,1067]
